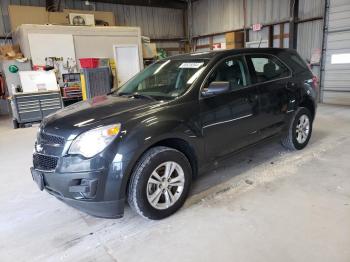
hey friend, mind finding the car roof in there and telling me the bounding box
[168,48,294,60]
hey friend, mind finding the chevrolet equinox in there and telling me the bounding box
[31,48,317,220]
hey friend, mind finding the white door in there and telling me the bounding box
[113,44,141,86]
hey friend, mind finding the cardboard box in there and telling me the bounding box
[225,31,244,49]
[48,12,69,25]
[0,44,23,60]
[8,5,116,31]
[142,43,157,59]
[8,5,48,31]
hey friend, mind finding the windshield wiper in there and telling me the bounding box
[132,93,157,101]
[117,92,156,101]
[117,92,132,96]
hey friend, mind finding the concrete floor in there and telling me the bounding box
[0,104,349,262]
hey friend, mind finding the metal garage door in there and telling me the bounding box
[322,0,350,105]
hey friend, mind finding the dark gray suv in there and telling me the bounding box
[31,48,317,220]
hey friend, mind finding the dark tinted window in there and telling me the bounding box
[288,53,310,73]
[207,56,250,91]
[247,54,290,83]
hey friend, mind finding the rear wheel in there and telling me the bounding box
[128,146,192,220]
[281,107,313,150]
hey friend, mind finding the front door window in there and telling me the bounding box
[206,56,250,91]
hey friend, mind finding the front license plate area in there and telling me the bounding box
[31,168,44,191]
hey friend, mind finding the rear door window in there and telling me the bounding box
[247,54,291,83]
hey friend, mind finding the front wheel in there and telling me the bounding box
[127,146,192,220]
[281,107,313,150]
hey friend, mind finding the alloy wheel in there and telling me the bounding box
[295,114,310,144]
[146,161,185,210]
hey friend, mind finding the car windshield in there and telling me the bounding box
[115,59,209,100]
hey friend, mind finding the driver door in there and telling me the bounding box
[200,55,260,160]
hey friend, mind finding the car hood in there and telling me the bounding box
[41,95,159,139]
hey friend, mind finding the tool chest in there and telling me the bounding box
[11,91,63,128]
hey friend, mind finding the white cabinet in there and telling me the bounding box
[13,24,143,84]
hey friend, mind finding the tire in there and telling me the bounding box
[281,107,313,150]
[128,146,192,220]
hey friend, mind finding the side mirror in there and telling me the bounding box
[201,81,230,97]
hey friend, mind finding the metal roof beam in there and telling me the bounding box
[80,0,187,9]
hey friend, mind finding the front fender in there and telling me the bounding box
[112,119,203,199]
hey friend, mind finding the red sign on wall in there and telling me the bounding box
[252,23,263,31]
[212,43,221,49]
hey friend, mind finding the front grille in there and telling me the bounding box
[39,132,65,145]
[33,154,58,171]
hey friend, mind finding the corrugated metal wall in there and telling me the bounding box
[246,0,290,25]
[297,20,323,60]
[248,27,269,42]
[297,20,323,80]
[299,0,325,19]
[0,0,185,39]
[192,0,325,57]
[113,5,184,38]
[192,0,291,37]
[192,0,244,36]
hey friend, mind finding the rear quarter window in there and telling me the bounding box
[247,54,291,84]
[280,52,311,74]
[289,54,310,72]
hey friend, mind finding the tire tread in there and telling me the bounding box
[281,107,312,150]
[127,146,189,219]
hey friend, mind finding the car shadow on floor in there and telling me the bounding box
[86,138,287,224]
[191,128,329,197]
[84,128,329,223]
[190,137,285,196]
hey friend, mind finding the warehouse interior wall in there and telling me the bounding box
[297,0,325,80]
[0,0,325,61]
[191,0,325,61]
[297,20,324,79]
[0,0,327,104]
[0,0,185,39]
[192,0,290,37]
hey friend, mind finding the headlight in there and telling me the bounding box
[68,124,121,158]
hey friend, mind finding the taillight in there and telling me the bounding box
[312,75,318,90]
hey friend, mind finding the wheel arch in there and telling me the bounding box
[300,96,316,121]
[152,137,198,178]
[120,135,199,201]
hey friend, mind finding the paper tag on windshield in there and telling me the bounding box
[179,62,204,69]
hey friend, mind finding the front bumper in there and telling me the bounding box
[30,166,126,218]
[56,196,125,219]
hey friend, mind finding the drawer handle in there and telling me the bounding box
[19,109,41,113]
[42,107,61,111]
